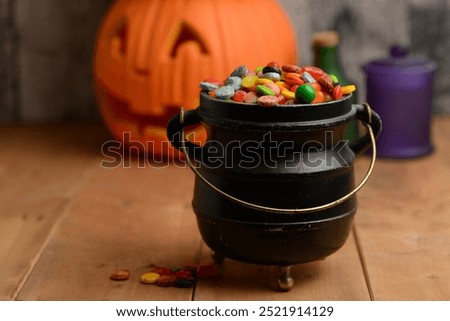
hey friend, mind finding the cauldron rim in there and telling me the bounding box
[198,92,355,127]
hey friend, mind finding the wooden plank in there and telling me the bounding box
[194,231,370,300]
[0,124,109,300]
[16,165,202,300]
[354,117,450,300]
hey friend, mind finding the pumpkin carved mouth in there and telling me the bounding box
[95,82,205,156]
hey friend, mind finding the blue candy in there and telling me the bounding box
[301,71,316,83]
[214,85,235,100]
[200,82,219,92]
[225,76,243,90]
[230,65,249,78]
[262,72,281,81]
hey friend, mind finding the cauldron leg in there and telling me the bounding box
[211,251,226,264]
[278,265,294,291]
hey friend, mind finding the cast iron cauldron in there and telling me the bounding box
[167,93,381,290]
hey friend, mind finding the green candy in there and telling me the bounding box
[329,73,339,85]
[295,84,316,103]
[256,85,275,96]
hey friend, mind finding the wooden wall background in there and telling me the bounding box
[0,0,449,124]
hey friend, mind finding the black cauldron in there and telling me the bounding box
[167,93,381,290]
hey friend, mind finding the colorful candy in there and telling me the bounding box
[110,269,131,281]
[200,62,357,106]
[175,277,195,288]
[257,95,279,107]
[341,84,357,95]
[262,72,281,81]
[136,262,220,289]
[230,65,249,78]
[232,90,247,102]
[242,75,259,88]
[295,84,316,103]
[214,85,235,100]
[244,91,258,103]
[156,274,177,287]
[225,76,242,90]
[333,85,343,100]
[262,66,281,74]
[301,71,316,83]
[256,85,275,96]
[317,75,334,95]
[281,89,295,100]
[140,272,160,284]
[329,74,339,85]
[281,64,302,73]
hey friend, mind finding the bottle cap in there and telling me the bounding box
[312,31,339,48]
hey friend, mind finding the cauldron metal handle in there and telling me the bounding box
[349,104,382,155]
[170,104,379,214]
[167,108,203,160]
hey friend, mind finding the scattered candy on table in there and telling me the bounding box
[140,272,160,284]
[200,62,357,107]
[142,264,220,288]
[111,262,221,289]
[156,274,177,287]
[109,269,131,281]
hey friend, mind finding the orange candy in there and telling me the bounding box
[310,82,322,92]
[311,90,325,104]
[284,73,304,86]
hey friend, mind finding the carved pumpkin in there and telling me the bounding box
[94,0,297,157]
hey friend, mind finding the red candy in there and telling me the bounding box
[203,77,221,86]
[244,91,258,103]
[232,90,247,102]
[282,64,302,73]
[257,95,278,107]
[266,61,280,68]
[277,94,286,104]
[174,270,192,278]
[333,85,343,100]
[156,274,177,287]
[153,267,173,275]
[137,262,222,289]
[302,66,327,80]
[317,75,334,95]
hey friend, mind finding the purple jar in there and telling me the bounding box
[364,45,436,158]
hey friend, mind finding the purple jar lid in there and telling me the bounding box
[364,45,436,74]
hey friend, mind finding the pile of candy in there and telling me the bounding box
[200,62,356,107]
[110,263,220,288]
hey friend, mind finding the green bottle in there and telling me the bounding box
[312,31,358,140]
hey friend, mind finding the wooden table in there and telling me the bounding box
[1,119,449,301]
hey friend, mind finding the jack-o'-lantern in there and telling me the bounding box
[94,0,297,157]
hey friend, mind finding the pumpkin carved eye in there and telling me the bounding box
[169,21,208,58]
[112,21,128,58]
